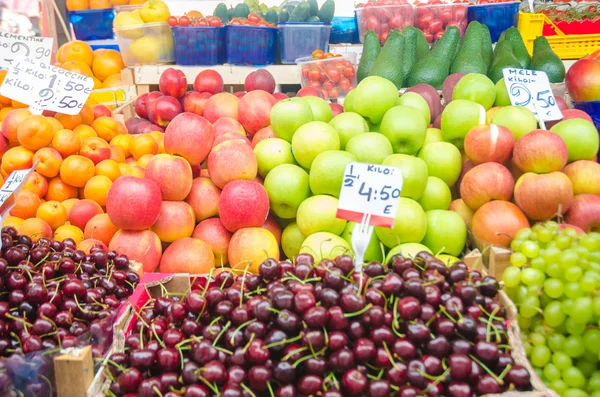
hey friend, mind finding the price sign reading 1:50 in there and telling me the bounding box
[336,162,403,228]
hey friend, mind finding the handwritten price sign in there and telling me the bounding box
[336,162,403,228]
[502,68,562,122]
[0,56,93,115]
[0,31,53,69]
[0,163,38,250]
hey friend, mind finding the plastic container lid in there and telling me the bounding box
[113,21,168,33]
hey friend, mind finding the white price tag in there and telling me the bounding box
[336,162,403,228]
[502,68,562,122]
[0,163,38,250]
[0,32,53,69]
[0,56,93,115]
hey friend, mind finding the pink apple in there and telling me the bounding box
[218,180,270,232]
[203,93,240,123]
[213,117,246,137]
[472,201,529,248]
[565,194,600,232]
[147,96,182,127]
[181,91,212,116]
[514,172,574,220]
[244,69,276,94]
[512,130,568,173]
[164,113,215,166]
[193,69,223,94]
[562,160,600,196]
[159,68,187,98]
[238,90,277,135]
[234,91,247,99]
[565,58,600,103]
[330,103,344,117]
[464,124,514,165]
[273,93,289,102]
[460,162,514,211]
[297,86,325,99]
[449,198,474,229]
[135,91,162,119]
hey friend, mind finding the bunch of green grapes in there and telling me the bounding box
[503,221,600,397]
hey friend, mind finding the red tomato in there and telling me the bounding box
[328,88,339,98]
[417,15,433,29]
[248,13,261,23]
[389,15,404,29]
[209,17,222,27]
[308,67,322,82]
[434,30,445,40]
[453,7,467,21]
[168,16,178,27]
[327,68,341,83]
[379,31,389,43]
[416,6,432,18]
[309,81,321,89]
[430,18,443,32]
[424,31,434,43]
[339,78,351,93]
[366,15,381,33]
[323,81,335,91]
[429,0,443,4]
[439,10,452,24]
[343,65,355,78]
[179,16,190,26]
[197,19,209,26]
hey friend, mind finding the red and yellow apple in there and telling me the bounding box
[562,160,600,196]
[464,124,514,165]
[460,162,514,211]
[513,130,568,173]
[514,172,573,220]
[565,194,600,232]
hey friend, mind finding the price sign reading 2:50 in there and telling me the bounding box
[337,162,404,228]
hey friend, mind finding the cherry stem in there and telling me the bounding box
[263,333,302,350]
[293,346,326,369]
[214,346,232,355]
[241,333,255,355]
[229,318,256,342]
[151,324,166,348]
[212,320,231,346]
[282,346,308,361]
[241,383,257,397]
[5,313,32,327]
[498,364,512,380]
[267,381,275,397]
[102,358,126,373]
[382,341,399,369]
[152,386,164,397]
[198,376,220,397]
[469,354,504,385]
[438,305,457,323]
[485,306,501,344]
[344,303,373,318]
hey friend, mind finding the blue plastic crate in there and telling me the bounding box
[89,40,120,51]
[278,22,331,64]
[225,25,277,66]
[468,2,520,42]
[573,101,600,159]
[173,26,225,66]
[330,17,359,44]
[68,9,115,41]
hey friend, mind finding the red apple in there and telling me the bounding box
[238,90,276,135]
[546,108,594,129]
[213,132,252,147]
[164,113,215,166]
[234,91,247,99]
[562,160,600,195]
[245,69,276,94]
[512,130,568,173]
[449,198,474,229]
[109,230,162,273]
[273,93,289,102]
[213,117,245,138]
[565,194,600,232]
[565,58,600,103]
[203,93,240,123]
[464,124,514,165]
[106,176,162,230]
[406,83,442,123]
[147,96,182,127]
[159,68,187,99]
[144,154,193,201]
[460,162,514,211]
[330,103,344,117]
[218,180,270,232]
[125,117,146,135]
[194,69,224,94]
[514,172,573,220]
[456,159,475,192]
[297,86,325,99]
[180,91,212,116]
[472,201,530,248]
[135,91,162,119]
[138,122,164,134]
[559,223,585,234]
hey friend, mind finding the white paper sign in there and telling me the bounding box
[0,163,38,250]
[0,32,53,69]
[336,162,403,228]
[0,56,93,115]
[502,68,562,122]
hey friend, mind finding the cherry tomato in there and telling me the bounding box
[339,78,351,93]
[389,15,404,29]
[439,10,452,24]
[308,67,322,82]
[343,65,355,78]
[312,50,325,60]
[323,81,335,91]
[301,65,311,78]
[248,13,261,23]
[453,7,467,21]
[327,68,341,84]
[366,15,381,33]
[424,31,434,43]
[328,88,339,98]
[379,31,389,43]
[167,16,178,27]
[179,16,190,26]
[321,89,329,99]
[434,30,445,41]
[417,15,433,29]
[430,19,443,33]
[208,18,221,27]
[309,80,321,89]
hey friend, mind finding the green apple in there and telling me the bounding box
[385,243,432,263]
[375,197,427,248]
[369,122,381,132]
[382,154,428,200]
[309,150,356,197]
[291,121,341,169]
[417,176,452,211]
[424,128,444,145]
[341,222,383,263]
[494,78,511,107]
[417,142,462,187]
[550,118,600,162]
[396,92,431,124]
[270,98,314,142]
[441,99,486,149]
[422,210,467,257]
[437,254,460,266]
[380,105,428,155]
[329,112,369,149]
[299,232,352,263]
[263,164,311,219]
[491,106,538,140]
[452,74,497,110]
[254,138,297,178]
[345,132,393,164]
[281,222,305,259]
[301,96,333,123]
[352,76,399,125]
[344,88,356,113]
[296,195,347,236]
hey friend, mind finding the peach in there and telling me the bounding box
[238,90,277,135]
[80,136,112,165]
[228,228,279,274]
[207,140,258,189]
[213,133,252,148]
[78,238,108,254]
[10,190,41,219]
[562,160,600,196]
[164,113,215,166]
[68,199,103,230]
[192,218,232,266]
[514,172,574,221]
[33,148,62,178]
[219,180,270,232]
[449,199,474,229]
[144,154,193,201]
[19,218,52,241]
[159,237,215,274]
[147,96,182,127]
[84,213,119,245]
[181,91,212,116]
[109,229,163,273]
[151,201,196,243]
[460,163,514,211]
[185,177,221,222]
[106,176,162,230]
[513,130,568,173]
[464,124,514,165]
[252,126,276,148]
[203,93,240,123]
[263,214,282,245]
[193,69,223,94]
[135,91,162,120]
[91,116,126,141]
[53,225,84,244]
[213,117,245,138]
[472,201,529,248]
[565,194,600,232]
[23,171,48,197]
[159,68,187,98]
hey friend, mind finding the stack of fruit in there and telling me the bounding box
[97,251,536,397]
[0,227,140,396]
[502,221,600,397]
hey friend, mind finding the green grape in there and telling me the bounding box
[546,262,564,279]
[517,285,529,303]
[589,252,600,265]
[560,249,580,269]
[530,232,539,241]
[543,363,562,382]
[540,292,554,308]
[562,299,575,315]
[547,240,558,250]
[588,371,600,391]
[593,297,600,316]
[580,276,597,293]
[583,270,600,282]
[563,367,586,389]
[521,296,541,318]
[565,317,586,336]
[522,268,546,286]
[516,228,533,240]
[580,234,599,251]
[531,345,552,367]
[518,314,534,330]
[544,278,564,298]
[576,359,596,378]
[590,260,600,273]
[544,246,562,264]
[544,301,566,328]
[572,297,594,324]
[522,240,541,258]
[564,266,583,282]
[565,282,584,299]
[583,350,599,364]
[510,252,527,268]
[563,389,589,397]
[531,256,546,272]
[527,284,541,297]
[538,227,554,243]
[562,227,579,238]
[553,351,574,370]
[583,330,600,354]
[530,332,546,346]
[533,325,547,335]
[556,235,573,250]
[523,340,532,356]
[511,239,524,253]
[592,392,600,397]
[503,267,522,288]
[551,379,568,395]
[534,367,543,380]
[564,335,586,358]
[575,245,590,260]
[548,333,565,352]
[546,221,559,230]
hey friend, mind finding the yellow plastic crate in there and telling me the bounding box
[518,12,600,60]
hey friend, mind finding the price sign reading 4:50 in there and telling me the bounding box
[336,162,403,228]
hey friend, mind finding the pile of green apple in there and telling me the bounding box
[260,76,469,265]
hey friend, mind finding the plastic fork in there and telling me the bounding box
[352,212,374,272]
